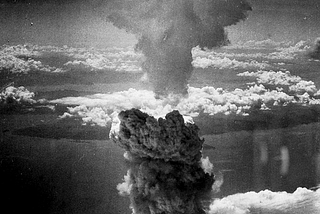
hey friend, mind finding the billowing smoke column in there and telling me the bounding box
[309,37,320,60]
[106,0,251,95]
[112,109,215,214]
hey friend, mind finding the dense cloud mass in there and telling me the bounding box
[192,55,269,70]
[112,109,214,214]
[115,109,204,164]
[55,78,320,128]
[208,187,320,214]
[0,86,36,108]
[106,0,251,95]
[238,70,318,95]
[0,45,62,74]
[55,67,320,127]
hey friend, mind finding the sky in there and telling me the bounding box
[0,0,136,47]
[0,0,320,47]
[228,0,320,43]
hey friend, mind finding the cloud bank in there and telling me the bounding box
[1,39,312,76]
[192,55,269,70]
[208,187,320,214]
[54,81,320,130]
[238,70,318,95]
[62,46,143,73]
[0,44,143,74]
[0,45,62,74]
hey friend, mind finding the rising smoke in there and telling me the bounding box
[112,109,215,214]
[309,37,320,60]
[106,0,251,95]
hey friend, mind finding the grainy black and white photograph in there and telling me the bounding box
[1,0,320,213]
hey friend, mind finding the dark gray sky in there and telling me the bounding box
[0,0,136,47]
[1,0,319,47]
[228,0,320,43]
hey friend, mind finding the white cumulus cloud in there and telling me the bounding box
[192,55,269,70]
[0,44,63,74]
[50,80,320,129]
[238,70,318,95]
[0,86,36,108]
[208,187,320,214]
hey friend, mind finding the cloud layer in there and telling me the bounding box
[0,45,62,74]
[0,40,313,76]
[238,70,318,95]
[208,187,320,214]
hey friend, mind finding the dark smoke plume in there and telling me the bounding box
[113,109,214,214]
[106,0,252,95]
[309,37,320,60]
